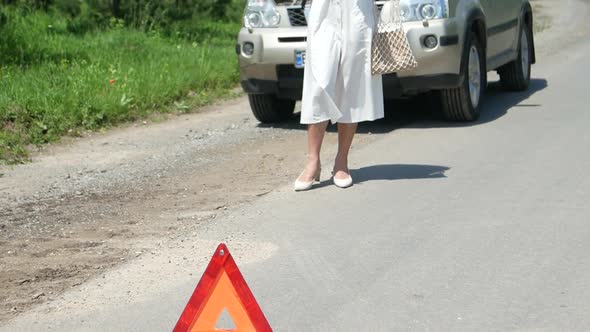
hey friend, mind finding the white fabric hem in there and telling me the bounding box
[299,114,384,125]
[300,117,332,125]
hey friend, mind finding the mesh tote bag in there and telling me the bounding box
[371,0,418,75]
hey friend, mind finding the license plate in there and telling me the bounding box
[295,50,306,69]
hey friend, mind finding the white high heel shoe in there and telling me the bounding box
[332,171,353,188]
[294,169,321,191]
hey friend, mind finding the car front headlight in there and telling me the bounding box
[399,0,448,22]
[244,0,281,28]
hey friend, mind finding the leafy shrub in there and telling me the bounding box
[0,8,8,28]
[55,0,81,17]
[2,0,247,33]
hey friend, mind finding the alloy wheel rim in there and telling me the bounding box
[468,45,481,109]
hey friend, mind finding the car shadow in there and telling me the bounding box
[406,77,549,128]
[313,164,450,189]
[257,99,424,134]
[257,77,548,132]
[257,109,413,134]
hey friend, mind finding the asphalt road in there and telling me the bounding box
[3,1,590,331]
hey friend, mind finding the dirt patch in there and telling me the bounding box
[0,192,132,319]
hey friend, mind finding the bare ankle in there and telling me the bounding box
[307,157,321,167]
[334,157,348,169]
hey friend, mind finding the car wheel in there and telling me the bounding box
[441,32,486,122]
[248,94,295,123]
[498,20,532,91]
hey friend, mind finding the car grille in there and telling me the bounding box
[287,3,384,27]
[287,8,307,26]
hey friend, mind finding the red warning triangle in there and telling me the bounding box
[173,243,272,332]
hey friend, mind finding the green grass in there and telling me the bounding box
[0,10,241,164]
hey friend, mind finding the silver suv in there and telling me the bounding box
[237,0,536,122]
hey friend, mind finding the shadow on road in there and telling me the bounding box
[257,101,414,134]
[313,164,450,188]
[406,78,549,129]
[257,78,548,133]
[352,164,450,183]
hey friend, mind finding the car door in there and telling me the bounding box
[484,0,520,63]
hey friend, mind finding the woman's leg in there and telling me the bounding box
[334,123,358,179]
[298,121,329,182]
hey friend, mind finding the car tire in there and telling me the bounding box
[498,20,532,91]
[440,32,486,122]
[248,94,295,123]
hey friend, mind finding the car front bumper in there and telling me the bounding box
[238,18,463,98]
[241,73,461,100]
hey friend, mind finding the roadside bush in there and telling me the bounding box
[2,0,246,32]
[55,0,81,17]
[0,8,8,28]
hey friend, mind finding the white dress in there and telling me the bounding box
[300,0,384,124]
